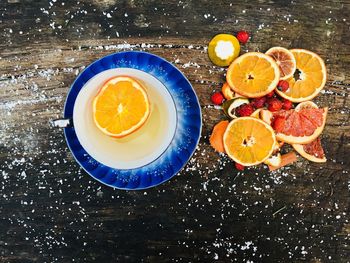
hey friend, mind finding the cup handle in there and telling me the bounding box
[50,118,73,128]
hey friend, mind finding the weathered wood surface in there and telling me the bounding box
[0,0,349,262]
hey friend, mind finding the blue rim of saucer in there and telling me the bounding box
[63,51,202,190]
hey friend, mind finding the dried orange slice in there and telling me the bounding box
[221,82,247,99]
[275,49,327,102]
[295,100,318,111]
[221,82,235,100]
[93,76,150,138]
[226,52,280,98]
[266,47,296,80]
[223,117,276,166]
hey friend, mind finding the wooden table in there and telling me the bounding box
[0,0,349,262]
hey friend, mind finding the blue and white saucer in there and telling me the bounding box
[63,51,202,190]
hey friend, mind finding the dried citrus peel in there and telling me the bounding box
[209,120,229,153]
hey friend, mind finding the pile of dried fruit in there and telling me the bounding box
[208,32,328,171]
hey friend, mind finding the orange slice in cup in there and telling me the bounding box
[93,76,150,138]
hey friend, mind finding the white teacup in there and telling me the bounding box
[54,68,177,170]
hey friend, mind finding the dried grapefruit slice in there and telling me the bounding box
[223,117,276,166]
[293,137,326,163]
[93,76,150,138]
[226,52,280,98]
[275,49,327,102]
[271,107,328,144]
[266,47,296,80]
[292,101,326,162]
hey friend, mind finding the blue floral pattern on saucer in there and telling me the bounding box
[63,51,202,190]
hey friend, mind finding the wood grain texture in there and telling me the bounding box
[0,0,349,262]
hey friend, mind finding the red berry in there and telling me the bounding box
[251,97,266,109]
[236,31,249,44]
[235,103,254,117]
[272,117,286,133]
[277,80,289,92]
[235,162,245,171]
[266,90,275,98]
[211,92,224,105]
[282,99,293,110]
[267,98,283,112]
